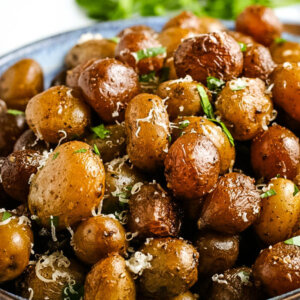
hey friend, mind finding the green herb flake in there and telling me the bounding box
[293,184,299,196]
[109,36,120,43]
[93,144,100,156]
[139,71,156,83]
[136,47,166,61]
[52,152,60,160]
[206,76,225,93]
[126,186,133,192]
[260,189,277,198]
[179,120,190,130]
[238,42,247,52]
[7,109,24,116]
[1,211,12,221]
[276,174,281,178]
[49,215,59,227]
[91,124,111,139]
[208,118,234,146]
[197,84,214,119]
[62,282,84,300]
[274,37,286,44]
[168,135,172,143]
[284,235,300,246]
[73,148,87,154]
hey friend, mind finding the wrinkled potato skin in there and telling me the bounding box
[243,43,275,80]
[73,215,127,264]
[270,41,300,64]
[198,172,261,234]
[128,183,181,239]
[78,58,140,123]
[26,85,91,143]
[28,141,105,229]
[84,253,136,300]
[139,237,199,298]
[125,93,170,172]
[1,150,41,202]
[172,116,235,174]
[194,231,239,276]
[253,242,300,296]
[251,124,300,180]
[0,59,43,110]
[65,39,116,68]
[115,31,165,75]
[254,178,300,245]
[165,133,220,200]
[236,5,282,46]
[215,77,273,141]
[174,32,243,84]
[0,213,33,283]
[270,63,300,122]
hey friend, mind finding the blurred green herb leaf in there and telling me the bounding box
[7,109,24,116]
[238,42,247,52]
[284,235,300,246]
[206,76,225,93]
[136,47,166,61]
[91,124,111,139]
[260,189,277,198]
[1,211,12,221]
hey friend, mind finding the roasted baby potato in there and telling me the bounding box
[174,32,243,84]
[251,124,300,180]
[78,58,140,123]
[139,237,199,298]
[215,77,273,141]
[170,291,198,300]
[228,31,255,45]
[163,11,202,31]
[236,5,282,46]
[198,172,261,234]
[164,57,178,80]
[254,177,300,245]
[84,252,136,300]
[125,93,170,172]
[1,150,41,202]
[128,182,181,239]
[165,132,220,200]
[28,141,105,229]
[0,58,43,110]
[253,241,300,296]
[0,212,33,283]
[270,40,300,64]
[25,85,91,144]
[117,25,156,38]
[73,215,127,264]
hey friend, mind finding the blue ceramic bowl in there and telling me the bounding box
[0,17,299,300]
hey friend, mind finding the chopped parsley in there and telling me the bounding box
[238,42,247,52]
[179,120,190,129]
[1,211,12,221]
[91,124,111,139]
[136,47,166,61]
[49,215,59,227]
[168,135,172,143]
[206,76,225,93]
[284,235,300,246]
[93,144,100,156]
[293,184,299,196]
[109,36,120,43]
[139,71,156,82]
[260,189,277,198]
[7,109,24,116]
[52,152,60,160]
[210,119,235,146]
[274,37,286,44]
[73,148,87,154]
[276,174,281,178]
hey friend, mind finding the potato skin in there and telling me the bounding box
[25,85,91,143]
[165,133,220,200]
[28,141,105,229]
[84,252,136,300]
[236,5,282,46]
[0,58,43,110]
[251,124,300,180]
[125,93,170,172]
[163,11,202,31]
[270,41,300,64]
[73,215,127,264]
[1,150,41,202]
[128,183,181,239]
[174,32,243,84]
[198,172,261,234]
[215,77,273,141]
[139,237,199,298]
[228,31,255,45]
[0,213,33,283]
[254,178,300,245]
[270,63,300,122]
[170,291,198,300]
[65,39,116,68]
[253,242,300,296]
[78,58,140,123]
[117,25,156,38]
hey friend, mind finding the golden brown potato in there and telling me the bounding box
[165,133,220,200]
[128,182,181,239]
[243,43,275,80]
[228,31,255,45]
[115,31,165,75]
[172,116,235,174]
[0,212,33,282]
[174,32,243,84]
[139,237,199,298]
[215,77,273,141]
[25,85,91,144]
[117,25,156,38]
[84,252,136,300]
[236,5,282,46]
[125,93,170,172]
[194,231,239,276]
[254,178,300,245]
[198,172,261,234]
[197,16,226,33]
[253,241,300,296]
[163,11,202,31]
[251,124,300,180]
[65,39,116,68]
[1,150,41,202]
[0,58,43,110]
[73,215,127,264]
[270,40,300,64]
[78,58,140,123]
[270,63,300,122]
[28,141,105,229]
[170,291,198,300]
[164,57,178,80]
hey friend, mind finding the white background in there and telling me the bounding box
[0,0,299,56]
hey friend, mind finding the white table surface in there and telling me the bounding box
[0,0,299,57]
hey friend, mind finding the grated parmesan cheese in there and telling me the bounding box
[125,251,153,276]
